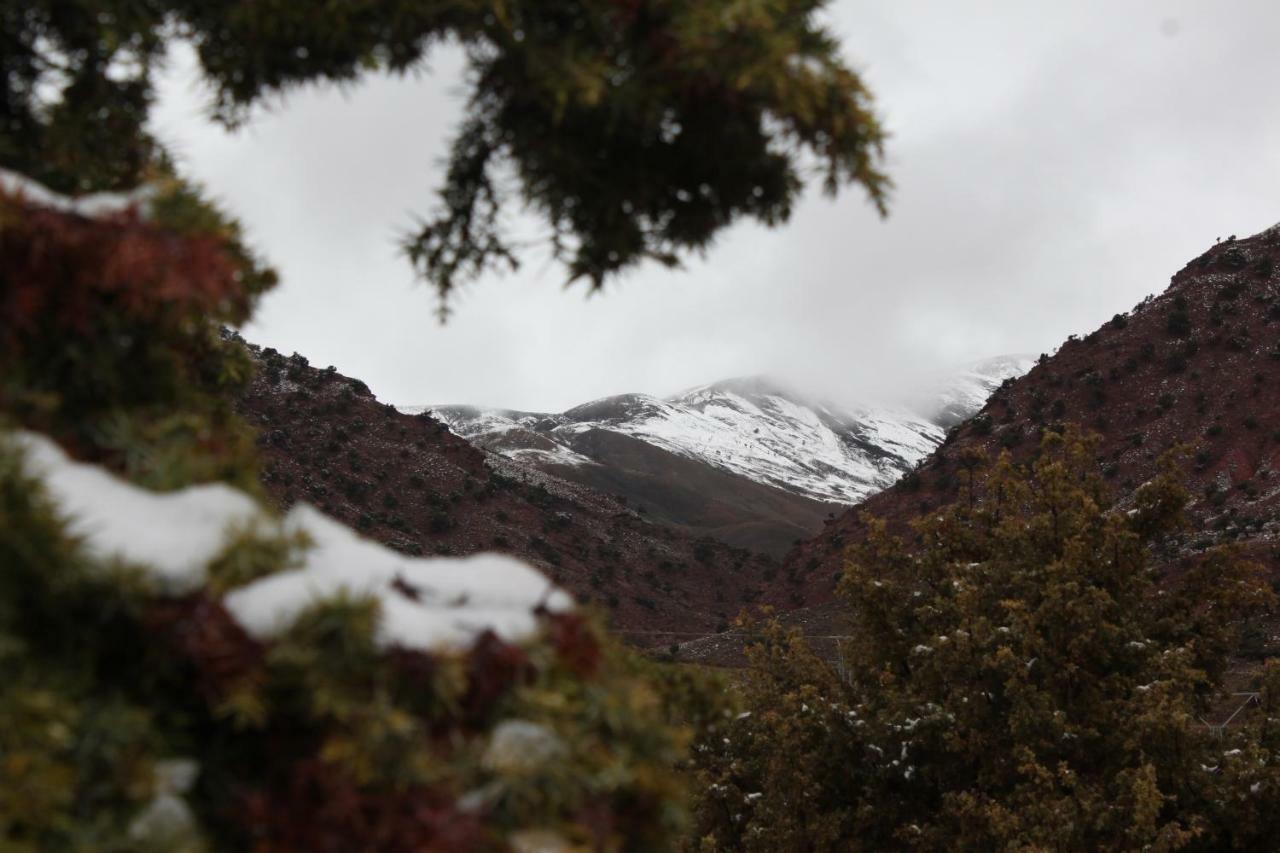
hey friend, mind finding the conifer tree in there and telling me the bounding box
[692,429,1278,851]
[3,0,889,313]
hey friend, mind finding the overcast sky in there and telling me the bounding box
[150,1,1280,412]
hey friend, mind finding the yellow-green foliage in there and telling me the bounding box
[0,434,171,850]
[203,521,309,596]
[692,429,1280,851]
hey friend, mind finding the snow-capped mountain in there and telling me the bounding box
[433,382,936,504]
[408,356,1034,507]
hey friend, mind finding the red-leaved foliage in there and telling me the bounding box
[239,759,499,853]
[0,192,248,351]
[544,611,602,679]
[147,593,265,704]
[461,632,535,722]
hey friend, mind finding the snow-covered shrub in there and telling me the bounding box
[0,430,694,850]
[0,175,695,850]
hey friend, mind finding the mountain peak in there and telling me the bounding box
[561,392,669,424]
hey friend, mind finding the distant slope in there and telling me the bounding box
[406,361,1032,556]
[775,223,1280,606]
[922,354,1040,428]
[236,350,779,639]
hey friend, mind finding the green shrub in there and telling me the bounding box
[691,430,1278,851]
[1167,308,1192,337]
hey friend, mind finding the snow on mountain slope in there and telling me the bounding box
[406,358,1032,506]
[924,354,1038,428]
[561,379,943,504]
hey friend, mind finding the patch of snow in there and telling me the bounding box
[0,167,155,219]
[504,445,596,468]
[483,720,566,775]
[128,758,199,844]
[225,506,572,651]
[14,431,261,592]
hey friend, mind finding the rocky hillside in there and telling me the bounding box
[235,348,779,641]
[775,223,1280,607]
[413,360,1030,556]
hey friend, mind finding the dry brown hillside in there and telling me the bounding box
[236,349,779,642]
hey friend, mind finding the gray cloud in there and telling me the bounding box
[150,1,1280,412]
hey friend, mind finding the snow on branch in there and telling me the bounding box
[0,167,156,219]
[226,505,573,651]
[16,431,262,591]
[13,431,571,652]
